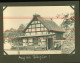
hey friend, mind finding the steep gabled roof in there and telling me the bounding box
[24,14,65,33]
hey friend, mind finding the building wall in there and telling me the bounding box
[21,34,62,50]
[22,20,64,50]
[25,20,52,36]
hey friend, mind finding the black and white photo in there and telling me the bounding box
[3,6,75,55]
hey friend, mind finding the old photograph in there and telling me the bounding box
[3,6,75,55]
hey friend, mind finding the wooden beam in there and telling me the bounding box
[35,22,37,34]
[40,23,41,31]
[46,37,48,50]
[31,24,32,32]
[27,27,44,29]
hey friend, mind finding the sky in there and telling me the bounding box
[3,6,74,31]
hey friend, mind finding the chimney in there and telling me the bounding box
[33,13,40,17]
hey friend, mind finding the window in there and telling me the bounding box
[32,25,35,28]
[23,39,26,42]
[38,37,41,46]
[32,29,35,31]
[43,32,46,34]
[26,33,30,36]
[28,29,31,32]
[41,37,46,48]
[37,32,42,35]
[36,28,40,31]
[36,24,40,27]
[42,42,46,47]
[28,38,33,46]
[23,39,27,46]
[41,28,44,31]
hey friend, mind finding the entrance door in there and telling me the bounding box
[48,38,53,50]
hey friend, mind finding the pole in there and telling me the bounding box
[17,40,20,55]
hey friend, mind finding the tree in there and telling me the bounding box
[60,13,75,54]
[17,24,25,36]
[61,13,75,31]
[4,24,26,45]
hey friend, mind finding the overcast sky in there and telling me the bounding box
[3,6,74,31]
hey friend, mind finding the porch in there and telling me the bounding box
[12,34,62,51]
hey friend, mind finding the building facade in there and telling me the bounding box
[18,14,65,51]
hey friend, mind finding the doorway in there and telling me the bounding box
[48,38,53,50]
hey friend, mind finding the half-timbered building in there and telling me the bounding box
[17,14,65,51]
